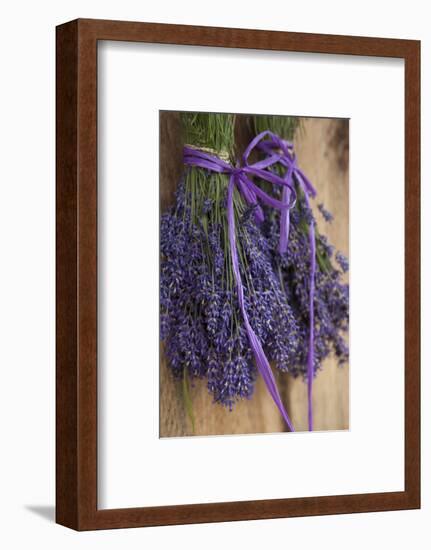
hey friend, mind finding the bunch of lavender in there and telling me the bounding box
[160,113,300,412]
[252,113,301,141]
[252,115,349,378]
[263,193,349,377]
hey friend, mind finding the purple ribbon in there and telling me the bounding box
[256,134,317,430]
[183,130,316,431]
[258,134,316,432]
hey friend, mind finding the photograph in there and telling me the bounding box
[159,111,350,437]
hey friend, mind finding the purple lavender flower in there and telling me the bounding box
[202,198,214,214]
[161,178,261,407]
[318,203,334,223]
[260,181,349,374]
[335,251,349,273]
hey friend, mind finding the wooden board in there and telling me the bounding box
[159,112,349,437]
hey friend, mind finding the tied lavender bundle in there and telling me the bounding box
[160,113,300,416]
[263,194,349,377]
[253,115,349,380]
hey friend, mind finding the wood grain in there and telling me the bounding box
[56,19,79,528]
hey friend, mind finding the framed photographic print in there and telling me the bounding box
[56,18,420,530]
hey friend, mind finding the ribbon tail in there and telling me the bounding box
[293,171,316,431]
[227,175,294,432]
[279,185,290,254]
[279,161,295,254]
[244,317,295,431]
[307,221,316,432]
[295,168,317,198]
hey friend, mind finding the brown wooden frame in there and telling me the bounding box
[56,18,420,531]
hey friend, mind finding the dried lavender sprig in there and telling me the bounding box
[318,203,334,223]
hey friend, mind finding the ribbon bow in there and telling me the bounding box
[183,130,316,431]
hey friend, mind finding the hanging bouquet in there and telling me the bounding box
[160,112,349,432]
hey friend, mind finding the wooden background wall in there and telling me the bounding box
[159,112,349,437]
